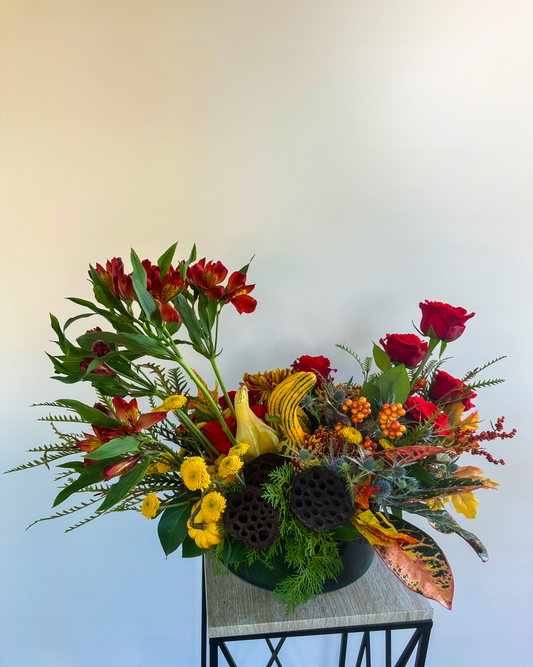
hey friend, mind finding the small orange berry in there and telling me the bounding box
[342,405,348,411]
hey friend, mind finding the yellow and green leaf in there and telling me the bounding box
[373,515,454,610]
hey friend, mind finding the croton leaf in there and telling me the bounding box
[392,501,488,562]
[372,446,455,467]
[401,476,497,502]
[373,515,454,609]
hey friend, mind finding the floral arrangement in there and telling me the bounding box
[12,243,516,614]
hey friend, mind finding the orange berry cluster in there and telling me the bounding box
[412,377,427,393]
[362,435,378,451]
[342,396,371,424]
[379,403,407,439]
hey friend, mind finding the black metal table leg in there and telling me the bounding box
[201,562,207,667]
[338,632,348,667]
[414,622,432,667]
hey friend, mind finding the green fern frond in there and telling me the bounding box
[27,497,101,530]
[462,356,506,382]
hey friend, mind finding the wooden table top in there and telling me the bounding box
[204,555,434,639]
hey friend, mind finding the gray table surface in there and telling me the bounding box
[204,554,434,639]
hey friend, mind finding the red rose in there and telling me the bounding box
[419,300,475,341]
[291,355,337,386]
[429,370,476,410]
[404,396,450,435]
[219,391,261,410]
[379,334,428,368]
[203,416,237,454]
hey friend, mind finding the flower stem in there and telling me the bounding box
[410,338,439,390]
[210,356,236,420]
[176,409,222,459]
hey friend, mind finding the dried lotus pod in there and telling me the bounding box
[223,485,280,549]
[289,466,354,532]
[243,453,286,489]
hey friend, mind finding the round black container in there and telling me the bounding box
[229,537,374,592]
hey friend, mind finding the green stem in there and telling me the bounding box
[176,409,222,459]
[409,338,440,390]
[210,356,236,419]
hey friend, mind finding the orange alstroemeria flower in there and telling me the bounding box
[77,426,117,453]
[187,258,228,300]
[223,271,257,314]
[112,396,167,432]
[142,260,185,323]
[103,454,142,481]
[93,257,135,301]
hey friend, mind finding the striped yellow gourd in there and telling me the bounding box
[267,371,316,447]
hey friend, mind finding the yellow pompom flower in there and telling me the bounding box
[180,456,211,491]
[201,491,227,522]
[228,442,250,458]
[152,394,188,412]
[187,502,224,549]
[218,455,244,479]
[340,427,363,445]
[141,493,160,519]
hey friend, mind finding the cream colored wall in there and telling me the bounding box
[1,2,532,665]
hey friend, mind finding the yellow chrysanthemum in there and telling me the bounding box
[228,442,250,458]
[201,491,227,522]
[218,455,243,478]
[141,493,160,519]
[340,427,363,445]
[242,368,295,403]
[152,394,188,413]
[180,456,211,491]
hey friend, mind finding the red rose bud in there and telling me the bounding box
[203,416,237,455]
[429,370,477,410]
[291,355,337,386]
[404,396,450,435]
[91,340,111,358]
[379,334,428,368]
[419,300,475,341]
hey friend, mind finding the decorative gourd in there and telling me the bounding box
[235,386,280,463]
[267,371,316,448]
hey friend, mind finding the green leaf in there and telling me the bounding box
[373,343,391,372]
[82,436,140,460]
[63,312,96,330]
[394,502,488,561]
[76,331,169,359]
[331,522,362,541]
[53,458,122,507]
[175,294,207,355]
[197,293,215,347]
[56,461,86,473]
[157,242,178,279]
[50,314,71,355]
[238,254,255,275]
[56,399,122,428]
[405,462,438,487]
[180,244,197,280]
[375,364,410,404]
[132,278,162,328]
[130,248,147,286]
[361,381,380,412]
[181,534,211,558]
[223,535,248,564]
[439,340,448,358]
[97,457,152,512]
[158,502,193,556]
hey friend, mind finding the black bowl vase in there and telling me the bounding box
[229,538,375,593]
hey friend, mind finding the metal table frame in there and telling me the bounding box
[201,566,433,667]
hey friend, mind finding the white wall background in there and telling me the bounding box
[1,1,532,665]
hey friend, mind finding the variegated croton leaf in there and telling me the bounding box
[372,446,455,467]
[392,501,488,562]
[373,515,454,609]
[400,476,497,501]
